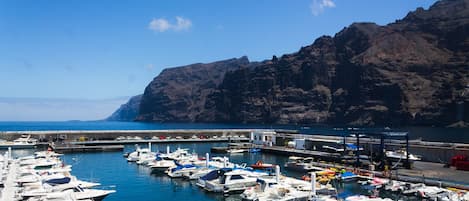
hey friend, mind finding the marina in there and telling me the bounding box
[3,0,469,200]
[0,149,116,201]
[0,125,468,201]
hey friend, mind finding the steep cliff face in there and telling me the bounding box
[207,0,469,126]
[133,0,469,126]
[107,95,142,121]
[136,57,258,122]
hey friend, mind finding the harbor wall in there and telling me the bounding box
[0,129,254,142]
[2,129,468,162]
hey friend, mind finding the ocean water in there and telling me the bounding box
[0,121,468,143]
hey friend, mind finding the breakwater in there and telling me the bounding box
[0,129,253,141]
[2,129,469,163]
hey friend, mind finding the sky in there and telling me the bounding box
[0,0,437,121]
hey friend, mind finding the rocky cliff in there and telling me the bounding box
[129,0,469,126]
[107,95,142,121]
[136,57,259,122]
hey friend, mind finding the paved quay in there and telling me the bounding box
[398,161,469,186]
[260,145,469,190]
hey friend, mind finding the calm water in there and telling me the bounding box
[0,121,468,143]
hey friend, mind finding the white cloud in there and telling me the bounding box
[310,0,336,16]
[148,18,171,32]
[174,16,192,31]
[148,16,192,33]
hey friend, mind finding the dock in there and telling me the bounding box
[0,129,254,141]
[260,145,469,190]
[69,137,249,145]
[52,145,124,153]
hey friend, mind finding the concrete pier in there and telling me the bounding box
[70,137,249,145]
[0,129,253,141]
[53,145,125,153]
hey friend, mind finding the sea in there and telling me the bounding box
[1,121,468,143]
[2,121,468,201]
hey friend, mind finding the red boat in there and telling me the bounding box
[250,160,275,169]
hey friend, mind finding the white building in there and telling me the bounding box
[250,130,276,146]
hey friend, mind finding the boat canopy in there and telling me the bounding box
[170,164,196,172]
[44,177,71,185]
[200,168,232,181]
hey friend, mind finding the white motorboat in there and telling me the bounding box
[20,174,100,190]
[136,143,157,165]
[242,166,337,201]
[127,144,154,162]
[385,149,421,162]
[204,169,259,193]
[284,156,323,172]
[383,180,424,195]
[0,134,38,149]
[159,147,191,160]
[241,178,313,201]
[42,186,115,201]
[184,156,237,180]
[34,151,63,159]
[166,164,198,178]
[416,186,451,199]
[227,149,245,154]
[149,159,176,173]
[196,168,233,189]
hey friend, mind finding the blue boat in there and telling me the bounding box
[340,171,358,182]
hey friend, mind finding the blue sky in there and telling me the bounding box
[0,0,437,121]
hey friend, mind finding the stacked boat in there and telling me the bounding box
[381,179,469,200]
[0,149,115,201]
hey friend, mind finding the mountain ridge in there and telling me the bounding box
[109,0,469,127]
